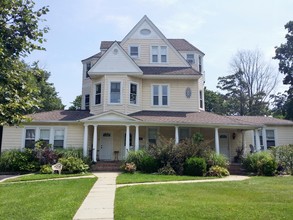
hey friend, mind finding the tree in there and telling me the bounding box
[204,88,228,115]
[0,0,49,125]
[68,95,82,110]
[217,49,277,116]
[274,21,293,120]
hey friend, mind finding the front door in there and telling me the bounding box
[99,131,113,160]
[219,133,229,159]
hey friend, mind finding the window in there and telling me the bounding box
[187,54,195,64]
[40,128,50,145]
[199,90,203,109]
[179,128,190,141]
[152,85,169,106]
[152,46,158,62]
[124,133,133,147]
[25,129,36,148]
[266,130,275,148]
[161,46,167,63]
[86,62,91,78]
[198,55,202,73]
[148,128,157,145]
[95,84,101,105]
[130,46,139,58]
[85,94,90,110]
[130,83,137,104]
[110,82,121,104]
[54,128,65,149]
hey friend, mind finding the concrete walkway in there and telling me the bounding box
[73,172,120,220]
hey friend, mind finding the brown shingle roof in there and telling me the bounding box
[139,66,200,75]
[168,39,204,54]
[27,110,92,122]
[229,116,293,126]
[129,111,258,127]
[100,41,119,50]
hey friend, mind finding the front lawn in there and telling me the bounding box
[116,172,216,184]
[115,176,293,219]
[0,177,97,220]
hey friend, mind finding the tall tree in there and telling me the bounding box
[204,88,228,115]
[0,0,49,125]
[217,49,277,116]
[274,21,293,120]
[68,95,82,110]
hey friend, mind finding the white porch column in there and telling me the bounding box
[255,129,261,152]
[242,130,246,152]
[262,128,267,150]
[125,125,130,157]
[175,126,179,144]
[92,125,98,162]
[135,125,139,151]
[215,128,220,154]
[83,125,88,157]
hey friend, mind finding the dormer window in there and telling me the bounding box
[110,82,121,104]
[199,55,202,73]
[187,54,195,64]
[151,46,167,63]
[129,46,139,58]
[86,62,91,78]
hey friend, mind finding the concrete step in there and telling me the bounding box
[228,163,247,175]
[91,161,122,171]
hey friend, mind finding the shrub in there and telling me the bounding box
[242,151,277,176]
[183,157,207,176]
[58,157,89,173]
[140,155,159,173]
[206,165,230,177]
[204,152,229,169]
[271,145,293,175]
[56,148,83,159]
[123,162,136,174]
[158,163,176,175]
[125,150,149,170]
[33,147,59,165]
[40,164,53,174]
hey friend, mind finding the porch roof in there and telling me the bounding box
[229,116,293,126]
[129,111,260,128]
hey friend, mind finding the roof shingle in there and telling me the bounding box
[27,110,92,121]
[229,116,293,126]
[139,66,200,75]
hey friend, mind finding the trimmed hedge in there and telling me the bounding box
[183,157,207,176]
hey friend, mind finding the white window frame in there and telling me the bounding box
[129,82,138,105]
[129,45,140,59]
[109,81,122,105]
[186,54,195,64]
[266,129,276,148]
[151,84,169,106]
[199,90,204,109]
[95,83,102,105]
[147,127,159,145]
[198,55,202,73]
[85,94,90,110]
[22,126,67,149]
[150,45,168,63]
[85,62,91,78]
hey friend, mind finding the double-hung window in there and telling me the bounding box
[40,128,50,145]
[25,129,36,148]
[266,130,275,148]
[130,46,139,58]
[86,62,91,78]
[179,128,190,141]
[151,46,167,63]
[110,82,121,104]
[187,54,195,64]
[148,128,158,145]
[130,83,138,105]
[85,94,90,110]
[198,55,202,73]
[54,128,65,149]
[199,90,203,109]
[152,85,169,106]
[95,83,102,105]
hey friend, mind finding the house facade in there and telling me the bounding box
[1,16,293,161]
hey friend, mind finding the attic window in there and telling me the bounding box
[129,46,139,58]
[187,54,195,64]
[140,29,151,35]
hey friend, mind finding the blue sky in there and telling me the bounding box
[27,0,293,108]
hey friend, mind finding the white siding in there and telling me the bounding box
[66,124,84,148]
[1,126,23,150]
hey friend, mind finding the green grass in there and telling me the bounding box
[116,172,216,184]
[0,177,97,220]
[3,173,94,182]
[115,176,293,220]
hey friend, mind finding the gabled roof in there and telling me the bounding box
[81,110,141,123]
[26,110,92,122]
[229,116,293,126]
[100,41,120,50]
[168,39,204,55]
[139,66,200,75]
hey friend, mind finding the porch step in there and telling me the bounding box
[91,161,122,172]
[228,163,247,175]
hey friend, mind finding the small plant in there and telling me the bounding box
[206,165,230,177]
[158,163,176,175]
[183,157,207,176]
[234,146,244,163]
[40,164,53,174]
[58,157,89,173]
[123,162,136,174]
[204,152,229,169]
[125,150,150,171]
[271,145,293,175]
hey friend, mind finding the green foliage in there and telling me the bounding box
[40,164,53,174]
[0,149,39,172]
[204,152,229,169]
[125,150,149,170]
[242,151,277,176]
[68,95,82,110]
[183,157,207,176]
[206,165,230,177]
[122,162,136,174]
[140,155,159,173]
[204,88,228,115]
[58,157,89,174]
[271,145,293,175]
[157,163,176,175]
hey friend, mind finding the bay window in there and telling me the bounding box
[110,82,121,104]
